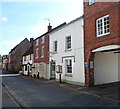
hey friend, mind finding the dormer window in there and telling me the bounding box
[89,0,97,5]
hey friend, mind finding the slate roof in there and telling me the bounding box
[23,45,33,56]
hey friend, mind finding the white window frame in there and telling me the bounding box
[89,0,97,5]
[41,36,45,44]
[65,35,71,50]
[36,48,38,59]
[96,15,110,37]
[36,39,39,46]
[41,46,44,58]
[65,59,72,74]
[53,40,57,53]
[39,63,45,73]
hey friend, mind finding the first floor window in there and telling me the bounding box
[41,46,44,58]
[53,41,57,52]
[89,0,97,5]
[66,36,71,50]
[65,59,72,73]
[96,15,110,37]
[36,48,38,59]
[36,39,39,46]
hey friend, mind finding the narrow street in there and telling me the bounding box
[1,71,119,108]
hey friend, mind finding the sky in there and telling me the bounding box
[0,0,83,56]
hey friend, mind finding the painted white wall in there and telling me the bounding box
[49,18,85,85]
[94,51,119,85]
[23,54,33,75]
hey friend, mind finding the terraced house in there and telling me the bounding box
[49,16,85,86]
[84,0,120,86]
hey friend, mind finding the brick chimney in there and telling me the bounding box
[48,23,52,32]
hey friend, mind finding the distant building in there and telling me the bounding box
[84,0,120,86]
[49,16,85,86]
[0,55,2,70]
[2,55,8,71]
[22,45,33,76]
[8,38,32,73]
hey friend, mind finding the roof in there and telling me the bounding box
[35,22,66,40]
[23,45,33,56]
[9,38,29,53]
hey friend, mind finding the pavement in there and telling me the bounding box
[47,79,120,103]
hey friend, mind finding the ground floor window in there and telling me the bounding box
[40,63,44,72]
[30,65,32,71]
[65,59,72,73]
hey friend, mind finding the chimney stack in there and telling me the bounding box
[48,23,52,32]
[30,38,34,44]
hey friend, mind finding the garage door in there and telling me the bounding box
[94,51,119,85]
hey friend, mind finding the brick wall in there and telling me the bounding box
[84,1,120,86]
[34,35,49,64]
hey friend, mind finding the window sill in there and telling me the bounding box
[65,49,72,52]
[97,32,110,37]
[65,73,73,77]
[41,56,44,58]
[53,52,58,54]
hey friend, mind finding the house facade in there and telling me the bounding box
[2,55,8,71]
[8,38,32,73]
[49,16,85,86]
[33,25,51,79]
[22,45,33,76]
[0,55,2,70]
[84,0,120,86]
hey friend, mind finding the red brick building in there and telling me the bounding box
[33,23,66,79]
[84,0,120,86]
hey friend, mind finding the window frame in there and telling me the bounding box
[65,35,72,50]
[53,40,58,53]
[65,59,72,74]
[41,36,45,44]
[36,48,39,59]
[36,39,39,46]
[41,46,45,58]
[96,15,110,37]
[89,0,97,5]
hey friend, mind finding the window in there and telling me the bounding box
[89,0,97,5]
[40,63,44,72]
[36,48,38,59]
[41,36,45,43]
[41,46,44,58]
[53,41,57,53]
[36,39,39,46]
[30,65,32,71]
[66,36,71,50]
[96,15,110,37]
[65,59,72,73]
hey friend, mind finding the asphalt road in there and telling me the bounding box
[1,71,120,108]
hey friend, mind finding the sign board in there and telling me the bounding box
[56,65,62,73]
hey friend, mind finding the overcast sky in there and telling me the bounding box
[0,0,83,55]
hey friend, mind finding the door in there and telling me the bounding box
[50,61,56,80]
